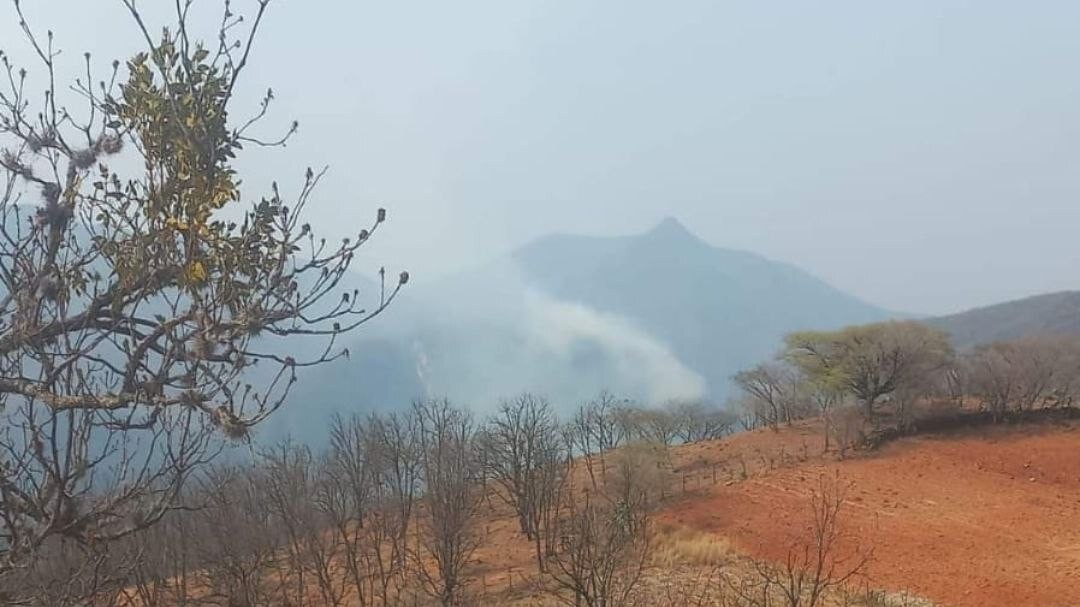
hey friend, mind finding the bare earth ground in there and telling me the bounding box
[662,422,1080,607]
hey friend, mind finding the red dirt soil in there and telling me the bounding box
[662,423,1080,607]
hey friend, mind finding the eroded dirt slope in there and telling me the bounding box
[662,423,1080,607]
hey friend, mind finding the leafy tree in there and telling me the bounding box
[783,321,953,419]
[0,0,403,592]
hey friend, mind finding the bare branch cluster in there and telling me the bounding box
[0,0,401,593]
[957,335,1080,421]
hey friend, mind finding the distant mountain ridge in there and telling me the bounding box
[274,218,893,441]
[928,291,1080,349]
[512,217,889,399]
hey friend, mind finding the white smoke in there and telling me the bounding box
[395,260,706,409]
[412,340,432,398]
[520,290,706,403]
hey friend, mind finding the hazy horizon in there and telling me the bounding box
[2,1,1079,315]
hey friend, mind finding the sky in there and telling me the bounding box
[2,1,1079,315]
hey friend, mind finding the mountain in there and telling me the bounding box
[927,291,1080,349]
[512,217,889,400]
[272,218,891,441]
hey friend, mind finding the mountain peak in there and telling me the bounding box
[642,216,704,246]
[651,215,689,232]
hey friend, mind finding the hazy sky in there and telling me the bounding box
[3,1,1079,314]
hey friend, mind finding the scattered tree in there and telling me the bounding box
[479,393,567,570]
[194,465,282,606]
[961,336,1080,421]
[413,398,483,606]
[545,450,657,607]
[324,411,419,606]
[669,399,737,443]
[263,443,348,606]
[733,362,800,429]
[784,322,953,419]
[568,391,632,488]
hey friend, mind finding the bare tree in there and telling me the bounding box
[193,465,283,607]
[479,393,567,570]
[638,406,680,447]
[607,441,672,516]
[546,492,651,607]
[109,410,421,607]
[733,395,768,431]
[323,414,378,606]
[590,392,629,459]
[961,336,1080,421]
[324,411,419,606]
[545,445,660,607]
[114,507,197,607]
[669,399,736,443]
[799,376,845,453]
[567,391,631,489]
[566,407,600,490]
[413,399,481,607]
[365,411,422,605]
[943,362,966,404]
[734,362,798,430]
[3,538,131,607]
[827,405,867,459]
[263,443,348,607]
[0,1,403,596]
[723,475,872,607]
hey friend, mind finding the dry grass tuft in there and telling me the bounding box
[651,523,733,568]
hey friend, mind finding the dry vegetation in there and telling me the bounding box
[2,2,1079,606]
[9,307,1080,605]
[4,391,934,606]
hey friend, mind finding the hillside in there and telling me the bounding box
[276,219,890,440]
[661,419,1080,607]
[246,410,1080,607]
[928,291,1080,349]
